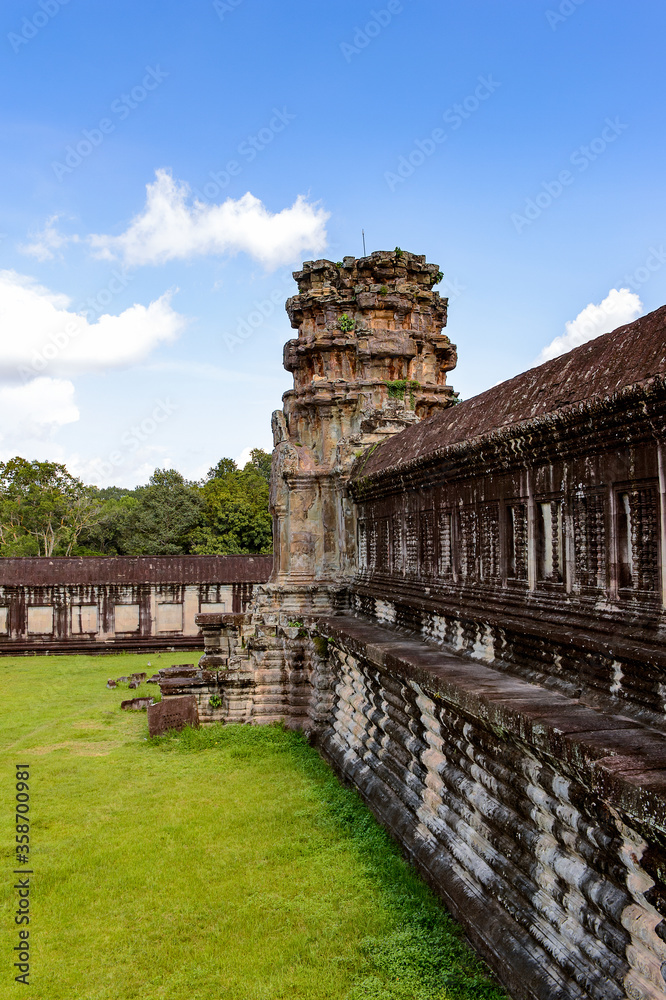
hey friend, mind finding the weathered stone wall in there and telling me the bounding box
[0,556,272,652]
[316,615,666,1000]
[164,612,333,727]
[188,607,666,998]
[350,419,666,727]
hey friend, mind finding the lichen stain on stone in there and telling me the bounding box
[471,624,495,663]
[374,598,396,624]
[613,817,666,997]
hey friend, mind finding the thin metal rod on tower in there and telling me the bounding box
[362,230,366,256]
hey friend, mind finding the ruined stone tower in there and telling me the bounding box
[263,249,457,611]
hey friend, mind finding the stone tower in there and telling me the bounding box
[262,249,458,612]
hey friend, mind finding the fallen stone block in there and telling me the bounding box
[106,679,117,688]
[148,695,199,737]
[128,680,139,689]
[146,674,160,684]
[121,697,154,711]
[131,672,147,683]
[116,676,129,683]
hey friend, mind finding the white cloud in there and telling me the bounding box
[537,288,643,363]
[71,446,171,489]
[234,446,253,468]
[18,214,80,262]
[0,377,79,444]
[0,270,186,380]
[88,169,329,270]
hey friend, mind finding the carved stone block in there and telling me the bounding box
[147,695,199,737]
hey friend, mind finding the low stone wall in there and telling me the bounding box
[349,589,666,731]
[315,616,666,1000]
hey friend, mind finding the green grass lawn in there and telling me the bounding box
[0,652,505,1000]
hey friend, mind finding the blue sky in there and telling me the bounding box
[0,0,664,485]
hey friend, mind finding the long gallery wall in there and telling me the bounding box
[0,555,273,653]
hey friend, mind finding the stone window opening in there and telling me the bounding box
[617,491,634,589]
[536,500,564,584]
[613,484,659,595]
[505,503,528,582]
[71,604,98,634]
[573,491,606,592]
[480,503,500,581]
[405,514,419,575]
[419,510,436,577]
[368,519,378,570]
[391,516,404,574]
[506,505,516,577]
[377,518,390,572]
[458,507,479,581]
[357,520,368,571]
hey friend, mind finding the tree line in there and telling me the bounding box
[0,450,273,557]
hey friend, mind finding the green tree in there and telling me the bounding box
[0,457,104,556]
[0,452,273,558]
[188,456,272,554]
[248,448,272,483]
[75,489,139,556]
[121,469,203,555]
[208,458,238,480]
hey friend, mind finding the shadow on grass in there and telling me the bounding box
[149,723,506,1000]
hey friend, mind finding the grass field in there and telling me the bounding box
[0,652,505,1000]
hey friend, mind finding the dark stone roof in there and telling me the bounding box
[359,304,666,478]
[0,555,274,586]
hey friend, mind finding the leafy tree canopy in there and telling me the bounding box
[0,457,104,557]
[122,469,203,555]
[0,452,273,557]
[248,447,272,483]
[190,452,272,554]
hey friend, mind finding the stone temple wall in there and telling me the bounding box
[0,555,272,653]
[188,252,666,1000]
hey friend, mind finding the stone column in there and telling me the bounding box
[257,250,459,615]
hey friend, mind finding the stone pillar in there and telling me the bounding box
[260,250,458,613]
[196,249,459,724]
